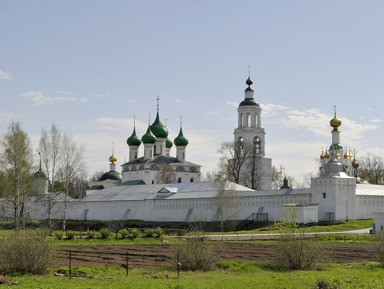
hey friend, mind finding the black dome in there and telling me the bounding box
[239,99,260,107]
[99,171,122,181]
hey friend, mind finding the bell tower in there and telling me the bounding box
[233,75,272,190]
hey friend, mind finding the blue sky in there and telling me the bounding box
[1,1,383,182]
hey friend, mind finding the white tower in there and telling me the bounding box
[312,111,356,221]
[233,76,272,190]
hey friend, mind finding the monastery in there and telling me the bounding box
[1,76,384,227]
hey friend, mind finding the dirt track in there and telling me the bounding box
[56,242,375,268]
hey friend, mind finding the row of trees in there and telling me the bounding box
[0,122,87,230]
[216,140,384,189]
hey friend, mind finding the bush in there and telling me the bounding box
[374,234,384,266]
[143,228,155,238]
[53,231,64,240]
[66,230,76,240]
[99,227,111,239]
[153,227,164,238]
[176,239,217,271]
[274,209,323,270]
[118,229,128,239]
[128,228,141,239]
[86,230,97,239]
[0,229,56,274]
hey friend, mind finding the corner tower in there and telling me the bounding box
[233,76,272,190]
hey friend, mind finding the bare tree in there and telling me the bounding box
[217,141,251,184]
[155,164,176,184]
[89,170,106,182]
[213,179,239,232]
[56,134,86,231]
[244,152,263,190]
[358,153,384,185]
[39,124,61,234]
[0,122,34,229]
[272,165,283,190]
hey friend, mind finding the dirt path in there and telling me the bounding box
[56,242,375,268]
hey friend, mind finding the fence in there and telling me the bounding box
[66,248,181,277]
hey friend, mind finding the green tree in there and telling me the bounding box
[0,122,34,229]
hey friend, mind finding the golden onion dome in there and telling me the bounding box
[330,114,342,132]
[344,151,349,159]
[324,150,330,159]
[335,152,340,159]
[109,154,117,164]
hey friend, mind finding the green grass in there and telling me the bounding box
[2,262,384,288]
[52,236,179,245]
[207,219,374,235]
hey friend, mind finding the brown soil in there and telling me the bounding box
[56,242,376,268]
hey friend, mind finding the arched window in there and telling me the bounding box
[176,166,185,172]
[253,137,261,154]
[246,113,251,127]
[150,164,159,171]
[190,167,198,173]
[139,164,145,170]
[123,166,129,172]
[131,165,137,171]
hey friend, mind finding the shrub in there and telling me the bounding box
[153,227,164,238]
[0,229,56,274]
[99,227,111,239]
[53,231,64,240]
[86,230,97,239]
[176,239,217,271]
[274,209,323,270]
[373,233,384,266]
[143,228,155,238]
[128,228,141,239]
[118,229,128,239]
[66,230,76,240]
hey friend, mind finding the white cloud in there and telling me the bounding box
[225,101,238,108]
[21,91,88,106]
[0,70,12,80]
[261,103,289,117]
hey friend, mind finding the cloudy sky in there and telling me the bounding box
[1,1,384,182]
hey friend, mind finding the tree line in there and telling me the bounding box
[0,121,87,230]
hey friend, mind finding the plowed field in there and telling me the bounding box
[56,243,375,268]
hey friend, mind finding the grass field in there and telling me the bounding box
[2,262,383,289]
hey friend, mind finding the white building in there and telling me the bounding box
[1,76,384,225]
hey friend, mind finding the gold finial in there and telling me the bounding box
[320,148,325,159]
[109,143,117,164]
[330,105,341,132]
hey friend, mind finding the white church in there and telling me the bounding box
[2,76,384,226]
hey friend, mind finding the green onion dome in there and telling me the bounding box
[141,125,157,144]
[166,138,173,148]
[127,127,142,146]
[150,112,168,138]
[174,127,189,146]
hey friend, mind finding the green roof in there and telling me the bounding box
[150,112,168,138]
[141,126,157,144]
[127,127,142,146]
[329,144,343,150]
[174,127,189,146]
[166,138,173,148]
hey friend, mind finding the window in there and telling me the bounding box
[139,164,144,170]
[190,167,198,173]
[322,193,326,199]
[178,177,182,183]
[176,166,185,172]
[190,178,194,182]
[150,164,159,170]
